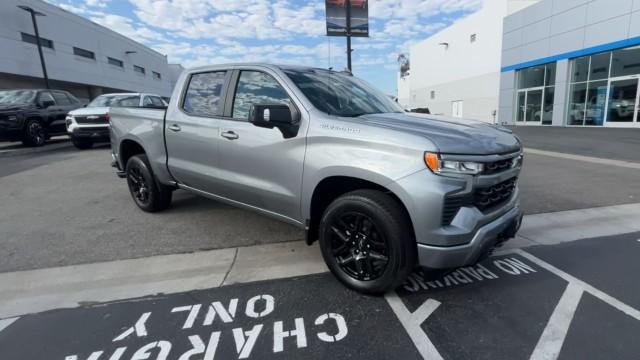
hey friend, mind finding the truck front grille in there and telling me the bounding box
[473,177,517,212]
[75,115,109,125]
[481,158,516,175]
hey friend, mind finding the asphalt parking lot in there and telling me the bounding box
[0,127,639,360]
[1,129,639,272]
[1,232,639,360]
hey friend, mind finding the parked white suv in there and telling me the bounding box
[66,93,166,149]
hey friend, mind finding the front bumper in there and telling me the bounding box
[416,205,523,269]
[70,126,110,141]
[387,153,523,269]
[0,119,23,141]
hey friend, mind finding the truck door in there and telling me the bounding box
[164,70,231,191]
[215,69,306,222]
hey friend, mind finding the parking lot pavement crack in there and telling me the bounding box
[220,248,239,287]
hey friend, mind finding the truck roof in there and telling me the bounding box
[186,63,344,74]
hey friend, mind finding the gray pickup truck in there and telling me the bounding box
[110,64,523,294]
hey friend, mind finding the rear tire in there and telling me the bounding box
[72,138,93,150]
[125,154,172,212]
[22,119,47,147]
[319,189,416,295]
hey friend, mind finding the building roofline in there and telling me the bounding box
[29,0,167,59]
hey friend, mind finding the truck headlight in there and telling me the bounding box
[7,115,18,121]
[424,152,484,175]
[66,116,76,132]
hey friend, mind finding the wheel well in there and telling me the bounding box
[23,116,43,128]
[306,176,412,245]
[120,139,146,167]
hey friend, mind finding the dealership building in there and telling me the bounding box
[399,0,640,128]
[0,0,175,101]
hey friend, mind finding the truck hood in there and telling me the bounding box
[68,107,110,116]
[356,113,521,155]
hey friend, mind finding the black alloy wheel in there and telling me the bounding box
[329,211,389,281]
[125,154,172,212]
[23,119,46,147]
[128,166,150,206]
[319,189,416,295]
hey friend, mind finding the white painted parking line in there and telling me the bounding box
[530,283,583,360]
[391,249,640,360]
[385,293,443,360]
[513,249,640,322]
[525,148,640,170]
[0,317,19,333]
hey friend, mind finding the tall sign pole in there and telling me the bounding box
[345,0,352,72]
[18,6,49,89]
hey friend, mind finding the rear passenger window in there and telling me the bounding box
[232,71,290,120]
[52,92,71,105]
[183,71,227,117]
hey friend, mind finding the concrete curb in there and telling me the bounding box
[1,202,639,318]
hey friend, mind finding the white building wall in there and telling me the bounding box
[398,0,538,122]
[0,0,173,97]
[498,0,640,125]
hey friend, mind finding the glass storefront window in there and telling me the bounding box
[517,92,525,122]
[517,65,546,88]
[611,46,640,78]
[515,62,556,124]
[572,57,589,83]
[589,53,611,81]
[545,64,556,86]
[585,81,607,126]
[569,46,640,126]
[568,82,587,125]
[543,87,554,125]
[607,78,638,122]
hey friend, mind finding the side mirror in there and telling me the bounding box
[249,104,298,128]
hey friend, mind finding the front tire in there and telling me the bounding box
[22,119,47,147]
[319,190,416,295]
[72,138,93,150]
[125,154,172,212]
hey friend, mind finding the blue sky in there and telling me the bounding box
[46,0,482,94]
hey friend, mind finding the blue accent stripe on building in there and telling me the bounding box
[501,35,640,72]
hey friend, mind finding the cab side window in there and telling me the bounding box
[150,96,165,107]
[183,71,227,117]
[37,91,55,107]
[116,96,141,107]
[52,91,71,106]
[232,71,290,120]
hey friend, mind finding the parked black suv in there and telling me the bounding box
[0,89,83,146]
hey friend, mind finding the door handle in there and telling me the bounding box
[221,131,239,140]
[168,124,181,132]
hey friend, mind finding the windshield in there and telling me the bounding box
[0,90,36,105]
[284,69,403,117]
[88,95,140,108]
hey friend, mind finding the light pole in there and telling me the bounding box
[345,0,352,72]
[18,5,49,89]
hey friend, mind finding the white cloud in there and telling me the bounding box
[89,14,166,43]
[129,0,325,41]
